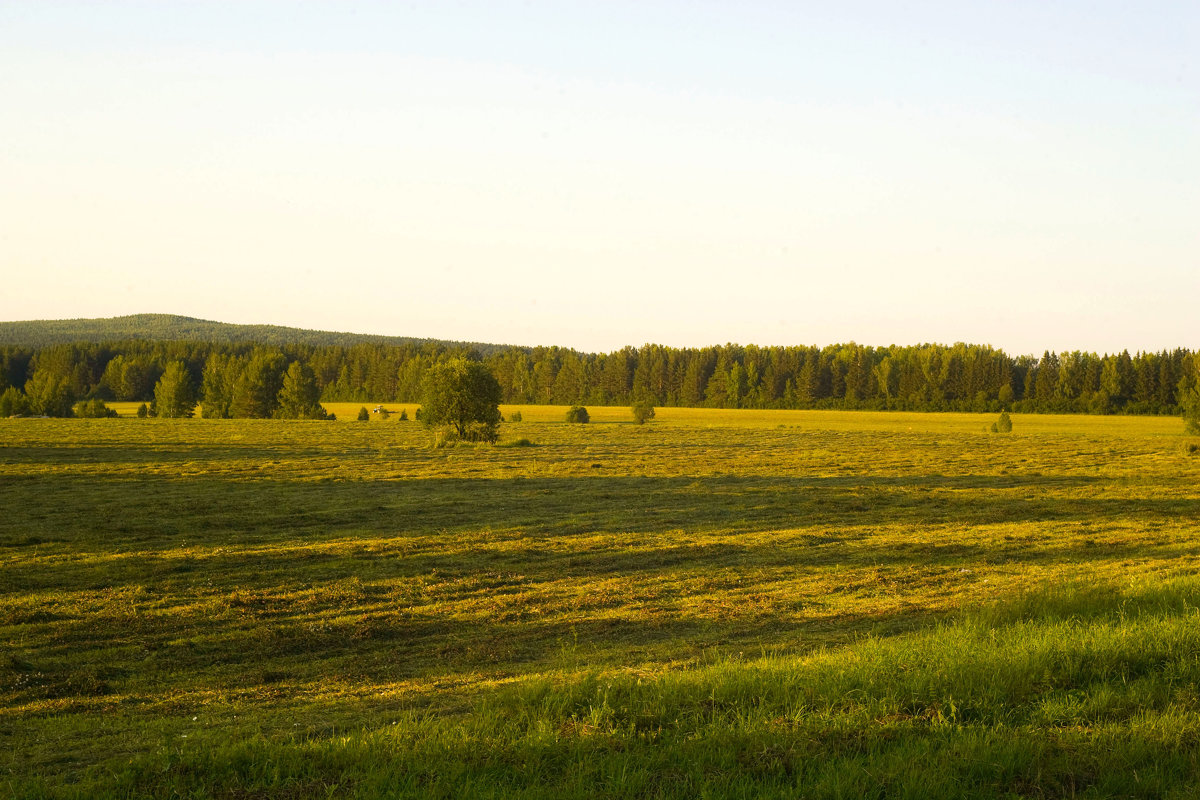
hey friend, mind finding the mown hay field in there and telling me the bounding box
[3,407,1200,798]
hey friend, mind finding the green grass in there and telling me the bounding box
[2,408,1199,798]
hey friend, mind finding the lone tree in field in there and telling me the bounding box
[991,410,1013,433]
[565,405,589,424]
[420,357,502,443]
[631,399,655,424]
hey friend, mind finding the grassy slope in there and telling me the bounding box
[2,409,1199,798]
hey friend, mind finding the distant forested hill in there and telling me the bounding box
[0,314,506,353]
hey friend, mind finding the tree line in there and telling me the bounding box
[0,339,1197,418]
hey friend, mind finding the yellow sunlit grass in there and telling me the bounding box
[2,407,1199,797]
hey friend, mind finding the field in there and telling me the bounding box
[3,407,1200,798]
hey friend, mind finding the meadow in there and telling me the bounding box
[3,406,1200,798]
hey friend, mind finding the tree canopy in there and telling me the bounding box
[154,361,196,418]
[420,358,502,442]
[230,351,286,419]
[275,362,327,419]
[1182,363,1200,435]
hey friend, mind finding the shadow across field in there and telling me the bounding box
[4,470,1198,684]
[4,446,1200,797]
[1,471,1188,551]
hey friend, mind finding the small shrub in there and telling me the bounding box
[566,405,589,424]
[631,400,655,425]
[0,387,30,417]
[398,409,408,421]
[1184,442,1200,456]
[379,408,391,420]
[357,407,370,422]
[461,422,500,443]
[72,398,118,418]
[993,411,1012,433]
[510,410,523,423]
[498,437,535,448]
[136,403,149,419]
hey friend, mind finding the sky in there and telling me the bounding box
[1,1,1197,356]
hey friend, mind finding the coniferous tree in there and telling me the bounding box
[551,353,586,405]
[230,350,286,418]
[1033,352,1060,409]
[275,361,327,419]
[0,348,32,394]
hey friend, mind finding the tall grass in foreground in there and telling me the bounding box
[55,577,1200,800]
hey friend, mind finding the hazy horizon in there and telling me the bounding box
[3,2,1197,356]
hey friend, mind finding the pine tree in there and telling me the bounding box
[230,350,286,418]
[275,362,327,419]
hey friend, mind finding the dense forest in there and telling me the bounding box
[0,314,507,353]
[1,334,1196,418]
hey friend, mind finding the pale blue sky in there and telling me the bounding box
[2,1,1196,354]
